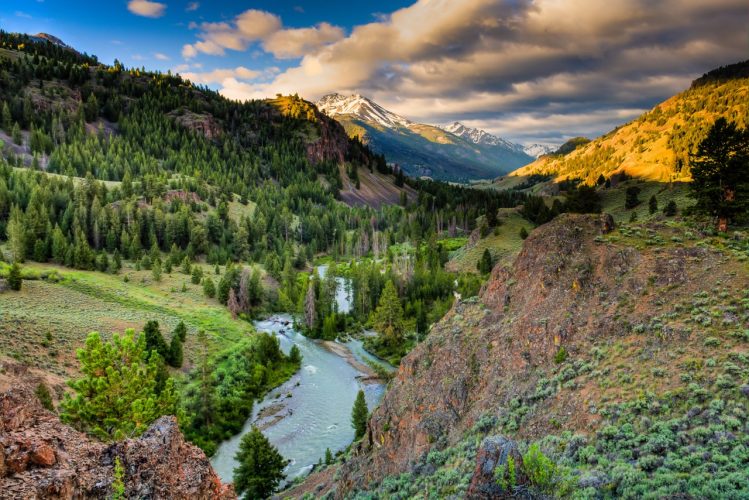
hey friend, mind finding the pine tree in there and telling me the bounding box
[167,332,183,368]
[142,320,168,360]
[7,205,26,262]
[625,186,641,209]
[35,383,54,411]
[151,259,162,282]
[1,101,11,132]
[690,118,749,231]
[60,330,178,441]
[373,280,404,348]
[477,248,493,274]
[112,250,122,273]
[173,321,187,342]
[233,427,287,499]
[648,195,658,214]
[289,344,302,365]
[351,389,368,440]
[324,447,333,465]
[7,262,22,291]
[51,225,67,264]
[191,265,203,284]
[203,277,216,298]
[11,122,22,145]
[664,200,678,216]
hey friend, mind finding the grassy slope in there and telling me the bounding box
[447,181,694,274]
[513,78,749,184]
[446,212,528,273]
[0,260,250,379]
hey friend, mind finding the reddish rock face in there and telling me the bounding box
[0,386,235,499]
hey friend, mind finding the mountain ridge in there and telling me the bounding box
[316,93,534,182]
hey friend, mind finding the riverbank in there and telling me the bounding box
[321,340,382,383]
[210,315,389,483]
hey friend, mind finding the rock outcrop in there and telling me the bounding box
[0,386,234,499]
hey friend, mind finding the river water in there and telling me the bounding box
[210,267,391,484]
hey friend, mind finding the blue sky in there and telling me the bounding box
[1,1,747,145]
[1,1,409,74]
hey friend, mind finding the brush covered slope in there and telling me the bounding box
[317,94,533,182]
[287,213,749,498]
[512,61,749,184]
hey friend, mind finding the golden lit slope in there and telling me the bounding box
[512,77,749,184]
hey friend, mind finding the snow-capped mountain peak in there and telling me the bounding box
[317,93,412,129]
[522,143,556,158]
[442,122,523,151]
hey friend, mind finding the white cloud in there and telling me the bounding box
[181,44,198,58]
[154,52,170,61]
[263,23,344,59]
[180,66,260,85]
[182,8,344,60]
[186,2,199,12]
[127,0,166,18]
[183,9,282,58]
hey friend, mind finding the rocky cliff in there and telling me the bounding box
[0,386,234,499]
[285,213,749,498]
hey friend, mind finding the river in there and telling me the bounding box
[211,267,392,484]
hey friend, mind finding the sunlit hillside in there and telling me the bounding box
[513,62,749,184]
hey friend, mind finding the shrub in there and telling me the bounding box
[523,444,557,492]
[35,382,54,411]
[554,346,568,364]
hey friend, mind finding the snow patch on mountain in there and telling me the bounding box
[317,93,412,130]
[522,143,556,158]
[442,122,517,150]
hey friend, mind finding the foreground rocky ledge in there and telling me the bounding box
[0,386,235,499]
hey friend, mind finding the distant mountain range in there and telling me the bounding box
[316,93,535,182]
[441,122,555,159]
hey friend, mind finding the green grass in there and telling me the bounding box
[0,261,251,377]
[437,237,469,252]
[228,196,257,223]
[447,213,527,273]
[599,180,692,223]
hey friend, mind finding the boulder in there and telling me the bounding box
[467,436,525,499]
